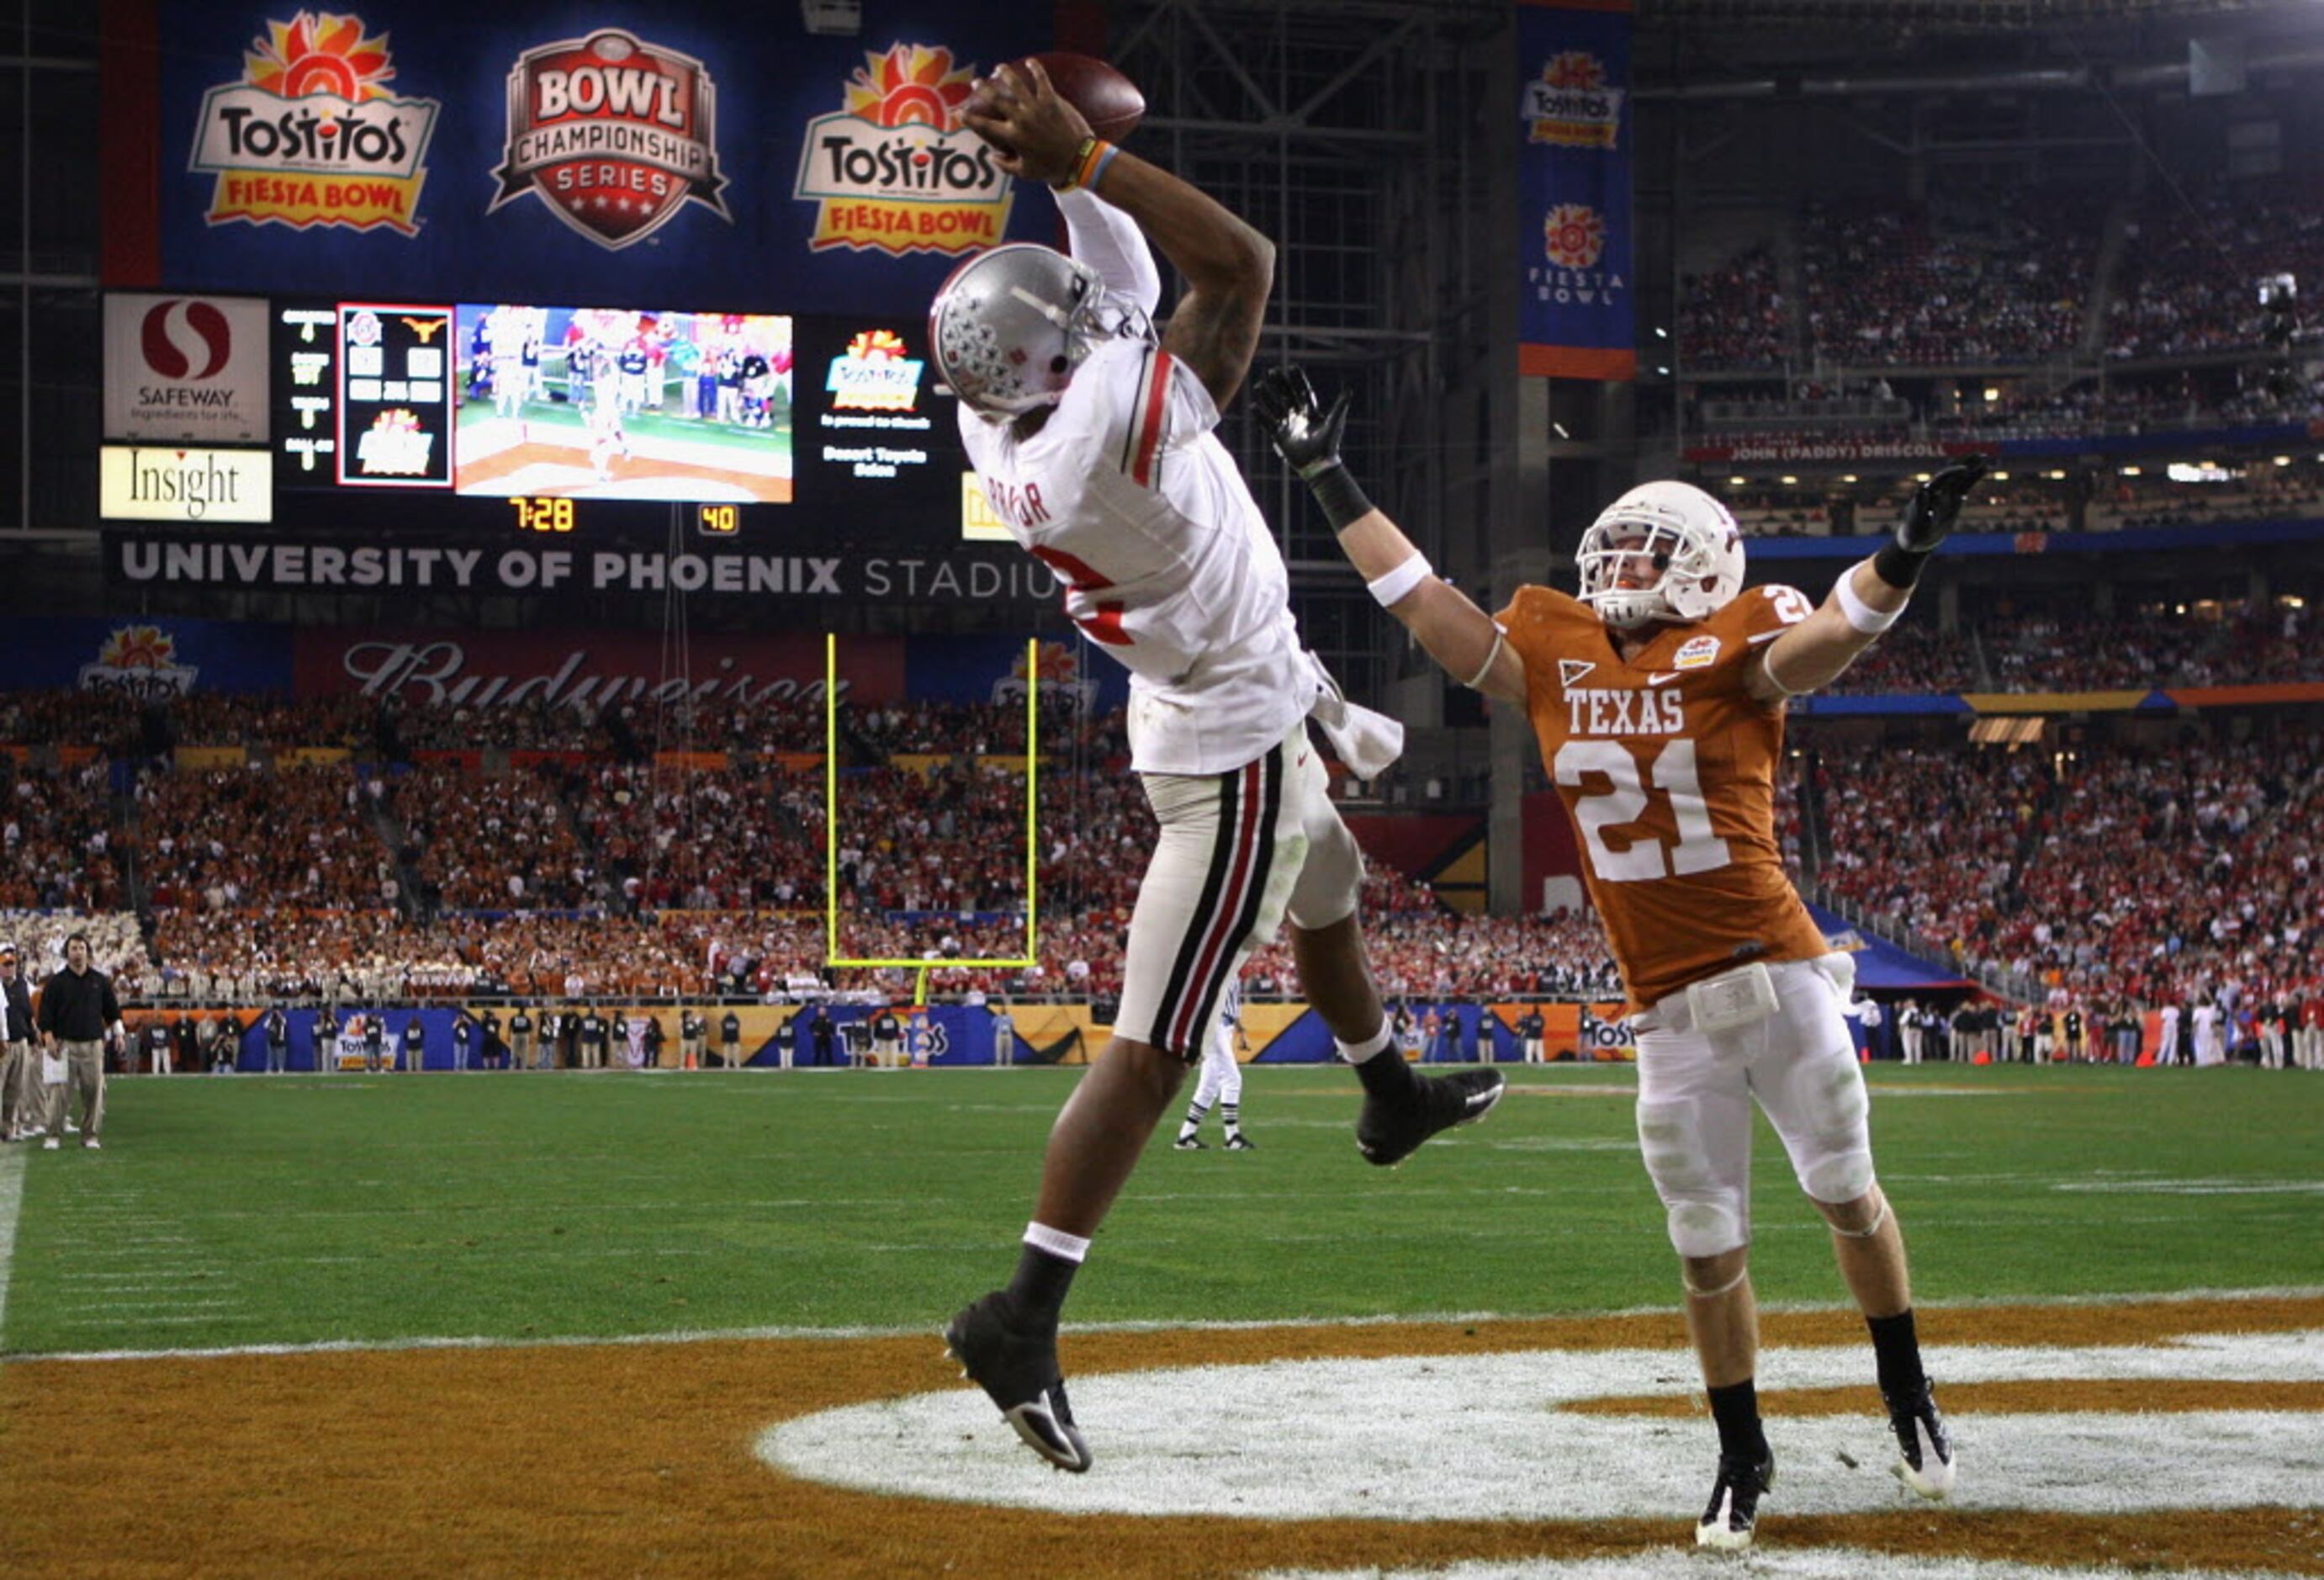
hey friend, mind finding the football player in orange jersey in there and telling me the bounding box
[1259,364,1986,1552]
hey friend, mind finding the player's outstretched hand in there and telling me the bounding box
[1253,365,1350,480]
[961,59,1092,187]
[1897,454,1989,553]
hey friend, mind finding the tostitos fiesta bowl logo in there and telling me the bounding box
[188,11,441,235]
[1543,203,1607,270]
[78,626,200,700]
[826,329,925,412]
[1522,50,1623,148]
[793,43,1015,257]
[490,29,731,251]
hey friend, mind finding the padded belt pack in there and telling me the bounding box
[1684,961,1781,1036]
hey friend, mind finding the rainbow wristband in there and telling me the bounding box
[1057,137,1117,192]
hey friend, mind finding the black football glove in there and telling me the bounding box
[1252,365,1351,480]
[1897,454,1988,553]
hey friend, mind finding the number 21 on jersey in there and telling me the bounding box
[1553,738,1734,883]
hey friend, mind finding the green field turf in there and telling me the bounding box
[5,1063,2321,1357]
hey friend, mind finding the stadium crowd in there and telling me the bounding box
[1814,729,2321,1021]
[4,676,2317,1029]
[1801,194,2094,367]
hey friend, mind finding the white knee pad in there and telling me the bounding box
[1785,1041,1876,1203]
[1285,777,1364,931]
[1638,1099,1750,1259]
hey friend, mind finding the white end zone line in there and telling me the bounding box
[7,1282,2322,1368]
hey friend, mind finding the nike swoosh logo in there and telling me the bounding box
[1648,672,1681,686]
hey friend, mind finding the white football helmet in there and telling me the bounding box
[1575,480,1746,629]
[928,242,1152,417]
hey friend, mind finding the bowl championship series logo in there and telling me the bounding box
[188,11,441,235]
[1522,50,1623,148]
[793,44,1015,256]
[489,29,731,250]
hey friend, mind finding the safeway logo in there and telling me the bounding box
[140,300,233,380]
[104,294,270,444]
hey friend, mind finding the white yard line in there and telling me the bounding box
[0,1145,20,1349]
[8,1283,2320,1368]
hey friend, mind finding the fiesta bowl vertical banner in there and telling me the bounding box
[1516,0,1634,382]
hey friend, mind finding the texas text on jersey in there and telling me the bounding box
[959,336,1311,777]
[1497,581,1831,1013]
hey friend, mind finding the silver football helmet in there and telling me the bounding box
[929,242,1151,417]
[1575,480,1747,629]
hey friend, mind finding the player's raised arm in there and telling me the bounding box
[961,61,1274,409]
[1748,457,1988,704]
[1257,366,1526,705]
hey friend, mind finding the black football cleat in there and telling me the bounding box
[942,1290,1092,1472]
[1885,1377,1957,1500]
[1696,1447,1776,1551]
[1357,1067,1505,1167]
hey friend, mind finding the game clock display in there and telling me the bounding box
[261,298,971,543]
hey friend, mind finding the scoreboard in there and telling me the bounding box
[108,289,975,545]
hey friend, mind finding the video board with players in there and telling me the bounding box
[118,289,973,544]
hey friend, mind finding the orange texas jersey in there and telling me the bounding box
[1496,582,1833,1015]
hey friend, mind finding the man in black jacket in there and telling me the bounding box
[810,1006,837,1068]
[264,1005,289,1074]
[36,933,124,1149]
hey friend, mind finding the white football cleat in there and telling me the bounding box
[1695,1449,1774,1551]
[1887,1379,1957,1500]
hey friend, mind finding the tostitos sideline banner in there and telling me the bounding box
[1516,0,1634,381]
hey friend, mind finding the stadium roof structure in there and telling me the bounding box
[1642,0,2311,24]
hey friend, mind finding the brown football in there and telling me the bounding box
[1025,50,1145,143]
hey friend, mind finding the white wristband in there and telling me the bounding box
[1365,553,1432,608]
[1835,570,1904,635]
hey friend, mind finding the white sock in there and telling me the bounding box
[1023,1222,1091,1264]
[1335,1021,1394,1063]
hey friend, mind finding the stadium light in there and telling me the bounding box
[1779,475,1797,485]
[1991,470,2010,480]
[2120,466,2141,476]
[2046,469,2067,480]
[1914,473,1932,482]
[1654,326,1669,338]
[2275,456,2295,466]
[1983,387,2001,402]
[1728,475,1748,485]
[1840,474,1857,483]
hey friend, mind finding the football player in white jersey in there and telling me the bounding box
[1173,977,1252,1150]
[936,61,1505,1475]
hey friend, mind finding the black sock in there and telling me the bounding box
[1005,1244,1078,1323]
[1707,1379,1769,1462]
[1867,1309,1926,1401]
[1352,1044,1418,1100]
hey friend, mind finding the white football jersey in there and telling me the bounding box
[961,337,1314,776]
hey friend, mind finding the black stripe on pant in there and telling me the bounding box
[1151,746,1283,1060]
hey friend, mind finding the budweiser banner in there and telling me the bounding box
[292,627,904,708]
[1517,0,1634,381]
[119,2,1050,314]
